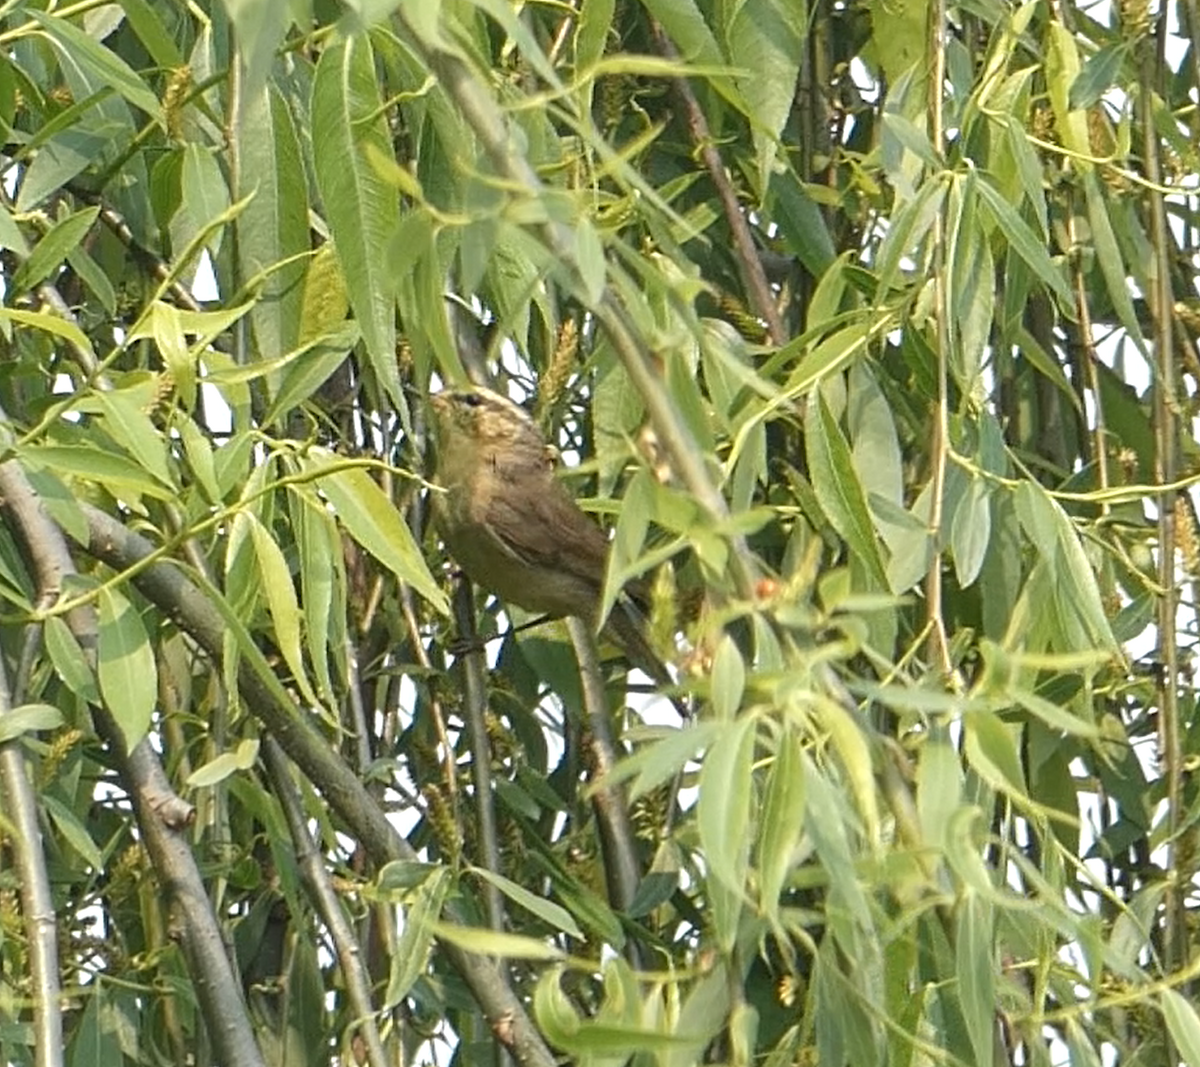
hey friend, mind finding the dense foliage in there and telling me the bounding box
[0,0,1198,1065]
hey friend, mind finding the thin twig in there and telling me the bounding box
[453,581,506,933]
[567,616,643,965]
[0,653,62,1067]
[649,22,785,346]
[261,737,389,1067]
[70,505,556,1067]
[0,457,266,1067]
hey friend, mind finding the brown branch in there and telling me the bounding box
[0,459,267,1067]
[566,616,643,967]
[71,504,557,1067]
[453,581,506,933]
[648,23,786,347]
[0,650,62,1067]
[261,737,389,1067]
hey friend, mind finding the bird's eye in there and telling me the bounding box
[459,393,484,409]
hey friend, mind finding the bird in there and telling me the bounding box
[428,383,672,687]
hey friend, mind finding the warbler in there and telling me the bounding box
[429,384,670,685]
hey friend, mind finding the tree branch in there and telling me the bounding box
[72,503,557,1067]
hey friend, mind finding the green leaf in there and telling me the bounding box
[963,712,1026,795]
[1012,687,1098,738]
[606,721,721,799]
[697,714,756,905]
[1083,169,1145,351]
[43,793,104,870]
[727,0,803,190]
[293,490,339,707]
[1069,42,1128,110]
[221,0,292,100]
[238,84,310,362]
[187,739,261,787]
[12,206,100,293]
[1163,989,1200,1067]
[30,10,162,120]
[20,444,175,502]
[469,866,583,938]
[302,450,448,614]
[635,0,747,114]
[429,922,565,960]
[44,615,100,703]
[384,867,449,1009]
[756,725,805,914]
[976,176,1072,304]
[0,308,96,364]
[92,390,175,489]
[956,893,995,1067]
[249,514,321,708]
[950,475,991,588]
[709,633,745,720]
[574,216,606,304]
[311,37,401,405]
[178,143,230,256]
[0,702,64,743]
[806,392,889,588]
[873,177,946,300]
[116,0,184,68]
[97,586,157,750]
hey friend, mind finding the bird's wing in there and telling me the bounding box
[482,477,610,589]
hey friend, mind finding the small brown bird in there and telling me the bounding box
[429,384,669,683]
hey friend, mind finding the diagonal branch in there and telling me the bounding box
[72,503,557,1067]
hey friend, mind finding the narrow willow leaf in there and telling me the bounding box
[951,476,991,588]
[1013,688,1099,738]
[429,922,565,960]
[710,634,746,720]
[93,390,174,489]
[0,308,96,363]
[21,444,174,502]
[249,515,321,709]
[187,739,261,788]
[42,794,104,869]
[238,84,309,362]
[311,37,401,405]
[44,616,100,703]
[293,491,338,707]
[727,0,803,190]
[956,893,995,1067]
[470,866,583,938]
[756,726,805,914]
[963,713,1026,795]
[606,721,720,799]
[807,392,889,588]
[0,703,64,743]
[97,586,157,750]
[976,176,1072,304]
[30,11,162,120]
[302,450,447,614]
[12,206,100,292]
[1163,989,1200,1067]
[384,868,450,1009]
[1083,169,1145,351]
[697,714,756,896]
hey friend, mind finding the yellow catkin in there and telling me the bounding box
[39,728,84,788]
[1119,0,1151,40]
[1175,496,1200,577]
[534,318,579,423]
[1175,302,1200,339]
[718,293,768,343]
[163,67,193,141]
[422,783,461,863]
